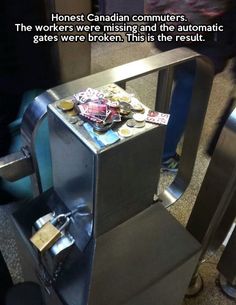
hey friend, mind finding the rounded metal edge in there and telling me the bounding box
[219,274,236,299]
[185,273,204,297]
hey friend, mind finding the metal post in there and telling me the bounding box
[158,54,213,207]
[186,104,236,295]
[218,224,236,298]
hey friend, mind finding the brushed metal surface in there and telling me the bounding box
[20,48,213,205]
[218,225,236,285]
[0,149,33,181]
[48,99,162,237]
[186,106,236,256]
[12,193,201,305]
[88,203,201,305]
[48,112,94,252]
[159,55,213,207]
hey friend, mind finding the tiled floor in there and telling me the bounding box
[0,40,235,304]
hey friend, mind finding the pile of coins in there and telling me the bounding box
[118,112,147,138]
[73,86,147,133]
[57,99,82,126]
[56,85,170,144]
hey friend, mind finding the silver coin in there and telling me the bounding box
[135,121,146,128]
[126,119,136,128]
[93,122,113,132]
[133,113,146,122]
[76,120,84,126]
[131,99,144,112]
[119,102,131,115]
[68,117,79,124]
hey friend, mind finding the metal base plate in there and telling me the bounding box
[219,274,236,299]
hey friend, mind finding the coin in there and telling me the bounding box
[119,96,131,103]
[110,84,117,89]
[131,98,144,112]
[119,102,131,115]
[126,119,136,128]
[131,104,144,112]
[135,121,146,128]
[133,113,146,122]
[107,84,119,91]
[93,122,113,132]
[76,120,84,126]
[68,117,79,124]
[67,109,77,116]
[118,127,133,138]
[111,96,120,102]
[57,100,74,111]
[122,113,134,120]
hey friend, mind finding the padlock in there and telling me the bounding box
[34,213,55,230]
[30,214,70,253]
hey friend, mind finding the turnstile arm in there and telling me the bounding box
[0,147,34,182]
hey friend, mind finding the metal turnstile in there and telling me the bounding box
[0,48,214,205]
[186,96,236,296]
[0,49,214,305]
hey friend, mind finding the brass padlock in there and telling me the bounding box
[30,214,70,253]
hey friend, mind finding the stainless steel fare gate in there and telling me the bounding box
[186,99,236,297]
[0,47,214,205]
[0,48,213,305]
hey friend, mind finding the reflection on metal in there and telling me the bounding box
[0,148,33,181]
[186,104,236,295]
[186,106,236,253]
[158,55,214,207]
[218,222,236,298]
[219,275,236,299]
[13,190,201,305]
[8,49,208,305]
[186,273,203,297]
[155,67,174,113]
[33,212,75,274]
[48,101,162,238]
[20,48,213,200]
[21,92,58,196]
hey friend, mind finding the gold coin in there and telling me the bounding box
[111,96,120,102]
[67,109,77,116]
[118,127,133,138]
[119,96,131,103]
[57,100,74,111]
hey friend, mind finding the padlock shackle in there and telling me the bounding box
[59,217,70,232]
[51,214,66,224]
[51,214,70,232]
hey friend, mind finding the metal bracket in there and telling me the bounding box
[0,147,34,182]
